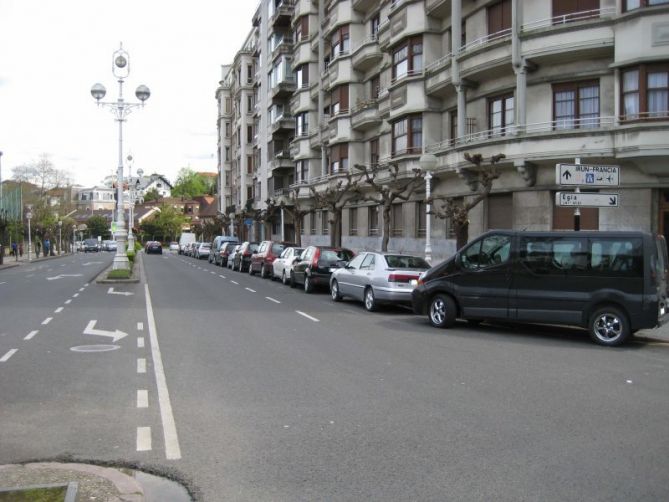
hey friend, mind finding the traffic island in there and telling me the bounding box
[96,251,142,284]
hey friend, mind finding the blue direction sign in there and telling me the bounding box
[556,192,619,207]
[556,163,620,186]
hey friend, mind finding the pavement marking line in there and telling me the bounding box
[137,337,145,348]
[79,287,85,292]
[231,280,239,285]
[0,349,18,362]
[64,299,72,305]
[245,287,256,293]
[42,317,53,325]
[219,275,226,279]
[137,389,149,408]
[144,283,182,460]
[210,271,216,274]
[266,297,281,304]
[296,310,320,322]
[137,322,144,331]
[137,358,146,373]
[72,293,79,298]
[24,330,39,341]
[54,307,64,313]
[0,282,6,285]
[136,427,152,452]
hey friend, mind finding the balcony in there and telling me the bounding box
[271,38,294,61]
[425,0,451,19]
[351,36,382,72]
[351,99,381,131]
[270,0,294,28]
[352,0,377,12]
[271,115,296,135]
[271,78,296,99]
[425,53,454,98]
[269,151,294,172]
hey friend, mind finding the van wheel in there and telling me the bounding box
[589,306,630,347]
[364,287,377,312]
[429,294,457,329]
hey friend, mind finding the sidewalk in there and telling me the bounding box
[0,251,72,271]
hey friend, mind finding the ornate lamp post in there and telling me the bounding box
[91,44,150,270]
[419,153,437,264]
[277,195,287,241]
[58,220,62,255]
[25,205,32,262]
[126,153,143,251]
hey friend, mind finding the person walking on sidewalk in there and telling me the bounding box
[11,242,17,257]
[44,238,50,257]
[35,240,41,258]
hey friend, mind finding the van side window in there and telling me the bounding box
[461,234,511,270]
[590,238,642,277]
[521,237,587,274]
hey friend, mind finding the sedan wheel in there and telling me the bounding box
[261,265,267,278]
[304,275,314,293]
[428,294,457,329]
[282,271,288,285]
[290,271,296,288]
[331,280,342,302]
[364,287,377,312]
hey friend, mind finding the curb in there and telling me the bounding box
[95,252,143,284]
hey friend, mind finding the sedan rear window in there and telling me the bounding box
[321,249,354,261]
[385,255,430,269]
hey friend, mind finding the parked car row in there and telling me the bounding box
[180,230,669,347]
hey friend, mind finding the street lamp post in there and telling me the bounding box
[126,154,142,251]
[419,153,438,264]
[58,220,62,255]
[91,44,150,270]
[278,195,286,242]
[26,205,32,262]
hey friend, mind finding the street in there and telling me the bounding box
[1,251,669,501]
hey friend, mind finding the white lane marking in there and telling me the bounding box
[296,310,320,322]
[266,297,281,304]
[107,287,133,296]
[54,307,64,313]
[144,284,182,460]
[136,427,152,451]
[42,317,53,325]
[137,358,146,374]
[210,271,216,275]
[137,337,145,348]
[245,287,256,293]
[72,293,79,298]
[79,287,85,292]
[27,275,35,278]
[85,283,89,286]
[0,349,18,362]
[137,389,149,408]
[64,299,72,305]
[24,330,39,340]
[0,281,6,284]
[137,322,144,331]
[219,275,226,279]
[231,280,239,285]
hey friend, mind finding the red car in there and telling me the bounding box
[249,240,296,278]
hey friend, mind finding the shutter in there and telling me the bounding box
[487,194,513,229]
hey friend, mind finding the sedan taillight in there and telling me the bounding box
[388,274,416,283]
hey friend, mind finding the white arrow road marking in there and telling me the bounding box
[83,320,128,342]
[107,287,134,296]
[46,274,83,281]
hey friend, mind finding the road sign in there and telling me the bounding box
[556,163,619,186]
[556,192,619,207]
[244,218,253,226]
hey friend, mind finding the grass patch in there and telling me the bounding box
[0,486,67,501]
[107,269,131,279]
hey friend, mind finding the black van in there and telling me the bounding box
[412,231,668,346]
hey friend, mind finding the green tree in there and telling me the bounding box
[139,204,188,242]
[143,187,161,202]
[171,168,211,199]
[87,215,111,239]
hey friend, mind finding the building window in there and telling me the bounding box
[225,98,231,114]
[296,112,309,136]
[310,213,316,235]
[552,0,600,22]
[553,80,600,129]
[625,0,669,10]
[370,138,379,167]
[369,206,379,236]
[487,0,511,35]
[349,207,358,236]
[247,64,253,84]
[295,65,309,89]
[331,25,350,58]
[450,110,458,140]
[295,15,309,42]
[247,185,253,201]
[488,94,514,136]
[371,75,380,99]
[225,122,231,137]
[247,125,253,144]
[371,13,380,38]
[392,114,422,156]
[621,64,669,120]
[392,36,422,81]
[416,201,426,238]
[330,143,349,174]
[391,203,403,237]
[247,95,253,114]
[247,155,253,174]
[331,84,349,115]
[321,210,329,235]
[296,160,308,182]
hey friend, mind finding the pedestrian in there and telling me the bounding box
[19,243,23,257]
[35,240,41,258]
[11,242,17,256]
[44,238,50,257]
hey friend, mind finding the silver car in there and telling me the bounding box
[227,245,242,269]
[330,252,430,311]
[272,247,304,284]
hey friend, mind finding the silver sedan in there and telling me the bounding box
[330,252,430,311]
[272,247,304,285]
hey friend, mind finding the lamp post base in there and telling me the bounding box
[112,225,130,271]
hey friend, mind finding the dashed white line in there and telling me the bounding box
[0,349,18,362]
[72,293,79,298]
[79,287,85,292]
[137,358,146,374]
[219,275,226,279]
[231,280,239,285]
[210,271,216,275]
[64,299,72,305]
[137,337,145,348]
[54,307,64,313]
[0,281,6,285]
[24,330,39,341]
[296,311,320,322]
[42,317,53,325]
[137,322,144,331]
[136,427,152,451]
[266,297,281,304]
[245,287,256,293]
[137,389,149,408]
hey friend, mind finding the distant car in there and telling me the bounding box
[83,239,99,252]
[195,242,211,260]
[102,240,117,251]
[330,252,430,311]
[145,241,162,254]
[169,241,179,252]
[249,240,296,278]
[216,241,238,267]
[227,245,242,269]
[233,241,259,272]
[272,246,304,284]
[291,246,355,293]
[187,242,198,257]
[209,235,238,264]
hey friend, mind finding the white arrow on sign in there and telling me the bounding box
[107,287,134,296]
[83,320,128,342]
[46,274,83,281]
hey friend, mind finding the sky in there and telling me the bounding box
[0,0,257,188]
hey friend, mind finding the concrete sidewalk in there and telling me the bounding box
[0,251,73,271]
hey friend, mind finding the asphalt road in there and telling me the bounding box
[1,250,669,501]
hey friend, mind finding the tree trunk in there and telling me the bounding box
[382,204,391,252]
[455,221,469,251]
[294,218,302,247]
[330,210,342,247]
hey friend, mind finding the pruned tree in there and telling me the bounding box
[268,189,314,246]
[309,170,362,247]
[353,162,424,251]
[429,153,505,250]
[11,153,71,196]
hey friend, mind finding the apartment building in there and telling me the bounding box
[218,0,669,260]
